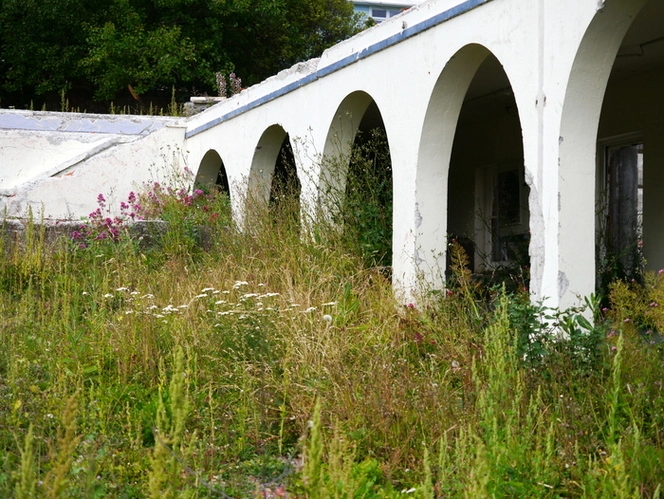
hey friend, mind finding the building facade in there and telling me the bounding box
[352,0,421,23]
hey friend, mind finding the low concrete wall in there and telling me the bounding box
[0,219,221,252]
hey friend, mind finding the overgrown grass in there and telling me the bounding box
[0,180,662,498]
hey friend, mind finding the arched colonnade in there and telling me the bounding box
[184,0,664,309]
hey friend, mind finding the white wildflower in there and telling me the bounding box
[103,293,113,299]
[323,314,333,324]
[232,281,249,289]
[240,293,259,301]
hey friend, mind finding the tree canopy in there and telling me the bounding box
[0,0,364,110]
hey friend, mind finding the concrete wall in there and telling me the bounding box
[0,111,185,219]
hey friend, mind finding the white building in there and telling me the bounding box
[352,0,421,23]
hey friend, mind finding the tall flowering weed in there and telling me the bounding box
[132,181,225,226]
[71,181,230,249]
[70,192,138,248]
[608,269,664,335]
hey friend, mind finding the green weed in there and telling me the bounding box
[0,164,662,498]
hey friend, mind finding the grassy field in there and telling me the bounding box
[0,181,663,498]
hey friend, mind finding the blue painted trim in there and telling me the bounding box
[186,0,487,139]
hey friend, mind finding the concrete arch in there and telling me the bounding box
[247,124,291,207]
[195,149,230,195]
[557,0,651,307]
[318,91,377,211]
[414,43,523,291]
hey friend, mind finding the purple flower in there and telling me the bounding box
[128,191,136,204]
[650,302,659,307]
[97,193,106,205]
[194,189,204,197]
[71,230,83,240]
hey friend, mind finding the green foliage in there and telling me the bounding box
[607,270,664,336]
[0,0,91,98]
[82,20,197,100]
[0,0,364,109]
[148,347,193,498]
[323,127,393,270]
[14,424,36,499]
[507,292,608,374]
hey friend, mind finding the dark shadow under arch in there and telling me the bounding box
[269,134,301,227]
[345,101,393,270]
[248,125,301,228]
[447,52,528,289]
[196,149,230,195]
